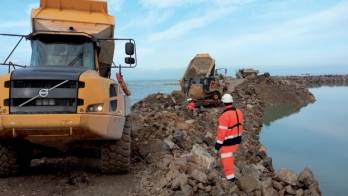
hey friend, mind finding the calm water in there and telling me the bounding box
[261,87,348,196]
[127,80,179,104]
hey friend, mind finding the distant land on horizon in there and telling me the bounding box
[122,64,348,81]
[0,64,346,81]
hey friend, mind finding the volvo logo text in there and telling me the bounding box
[39,89,49,97]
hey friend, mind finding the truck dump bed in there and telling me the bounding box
[32,0,114,36]
[181,54,226,101]
[32,0,115,65]
[181,54,215,81]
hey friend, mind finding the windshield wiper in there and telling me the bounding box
[67,52,83,67]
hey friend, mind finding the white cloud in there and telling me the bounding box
[119,9,173,32]
[140,0,257,43]
[109,0,124,12]
[140,0,254,9]
[215,0,255,6]
[200,1,348,66]
[146,6,236,43]
[0,21,29,29]
[139,0,203,9]
[136,1,348,70]
[223,1,348,48]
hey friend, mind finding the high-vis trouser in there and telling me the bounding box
[219,144,239,180]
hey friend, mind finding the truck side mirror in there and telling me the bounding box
[125,57,135,65]
[125,42,135,56]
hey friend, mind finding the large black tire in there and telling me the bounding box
[100,118,131,174]
[0,141,32,177]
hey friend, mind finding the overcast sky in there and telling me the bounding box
[0,0,347,79]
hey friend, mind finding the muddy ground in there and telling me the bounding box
[0,158,137,196]
[1,75,346,196]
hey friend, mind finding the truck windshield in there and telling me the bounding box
[30,40,95,69]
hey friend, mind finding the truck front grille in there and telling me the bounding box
[8,80,84,114]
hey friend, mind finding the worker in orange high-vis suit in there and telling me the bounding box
[214,94,244,182]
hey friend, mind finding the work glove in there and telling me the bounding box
[214,142,222,151]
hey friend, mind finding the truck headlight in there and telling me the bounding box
[87,104,104,112]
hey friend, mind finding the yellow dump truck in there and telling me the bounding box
[180,54,227,104]
[0,0,136,176]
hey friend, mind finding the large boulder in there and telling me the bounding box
[138,139,168,157]
[308,184,321,196]
[211,185,225,196]
[163,136,176,150]
[190,169,208,183]
[174,184,193,196]
[155,167,180,190]
[297,167,317,187]
[285,185,297,195]
[191,144,216,170]
[240,163,266,179]
[276,168,298,186]
[236,175,261,193]
[261,177,279,196]
[295,189,304,196]
[156,154,173,169]
[297,168,320,195]
[171,174,189,190]
[272,180,283,191]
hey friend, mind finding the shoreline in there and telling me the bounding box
[131,74,348,195]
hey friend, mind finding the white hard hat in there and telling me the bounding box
[187,98,193,102]
[221,94,233,103]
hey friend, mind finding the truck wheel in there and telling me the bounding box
[100,118,131,174]
[0,142,32,177]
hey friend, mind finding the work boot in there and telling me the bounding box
[228,177,236,182]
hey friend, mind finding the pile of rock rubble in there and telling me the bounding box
[130,75,320,196]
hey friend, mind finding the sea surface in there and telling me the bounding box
[261,87,348,196]
[127,80,180,104]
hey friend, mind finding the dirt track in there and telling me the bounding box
[0,158,138,196]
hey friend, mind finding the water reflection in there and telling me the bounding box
[261,87,348,196]
[263,103,308,126]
